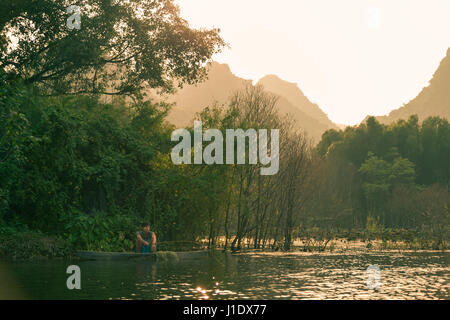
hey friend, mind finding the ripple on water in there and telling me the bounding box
[5,251,449,299]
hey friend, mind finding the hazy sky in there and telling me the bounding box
[175,0,450,125]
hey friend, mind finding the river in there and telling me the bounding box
[2,251,449,299]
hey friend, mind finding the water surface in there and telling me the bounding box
[4,251,449,300]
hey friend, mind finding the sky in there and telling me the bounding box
[175,0,450,125]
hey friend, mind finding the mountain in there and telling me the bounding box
[163,62,337,142]
[374,47,450,124]
[257,75,337,130]
[164,62,251,127]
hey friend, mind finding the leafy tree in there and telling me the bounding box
[316,129,342,157]
[390,157,415,185]
[1,0,225,96]
[358,153,391,214]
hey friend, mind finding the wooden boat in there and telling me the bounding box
[76,250,209,261]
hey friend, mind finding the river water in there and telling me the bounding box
[2,251,449,300]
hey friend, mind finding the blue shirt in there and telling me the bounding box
[139,231,153,253]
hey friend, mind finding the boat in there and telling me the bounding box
[76,250,209,261]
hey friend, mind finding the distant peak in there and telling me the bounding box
[371,46,450,124]
[259,74,297,86]
[259,74,281,81]
[258,74,307,99]
[208,61,231,72]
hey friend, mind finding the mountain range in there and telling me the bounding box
[162,47,449,143]
[373,47,450,124]
[164,62,338,142]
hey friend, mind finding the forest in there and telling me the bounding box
[0,0,448,259]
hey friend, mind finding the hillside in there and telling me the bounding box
[257,75,337,130]
[164,62,252,127]
[163,62,337,142]
[374,47,450,124]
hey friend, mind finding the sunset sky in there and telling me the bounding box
[175,0,450,125]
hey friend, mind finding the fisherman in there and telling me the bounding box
[136,222,157,253]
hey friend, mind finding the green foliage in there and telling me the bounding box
[358,152,415,214]
[62,211,136,252]
[1,89,165,231]
[0,229,73,260]
[1,44,448,258]
[314,115,449,243]
[1,0,225,96]
[316,129,343,157]
[0,77,220,249]
[324,115,449,186]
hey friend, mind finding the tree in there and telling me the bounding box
[0,0,225,96]
[358,151,415,220]
[316,129,342,157]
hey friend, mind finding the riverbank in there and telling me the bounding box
[0,229,208,261]
[0,232,74,261]
[293,238,449,252]
[1,230,447,261]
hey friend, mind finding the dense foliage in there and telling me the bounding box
[1,0,225,96]
[1,73,449,254]
[0,75,234,249]
[0,0,227,256]
[312,116,449,248]
[1,1,448,257]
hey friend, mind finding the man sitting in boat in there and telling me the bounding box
[136,222,157,253]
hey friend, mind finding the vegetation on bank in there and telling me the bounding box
[1,0,448,260]
[0,87,447,259]
[0,224,73,260]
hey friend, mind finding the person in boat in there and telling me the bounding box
[136,222,157,253]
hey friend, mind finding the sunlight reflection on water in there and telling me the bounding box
[6,250,449,300]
